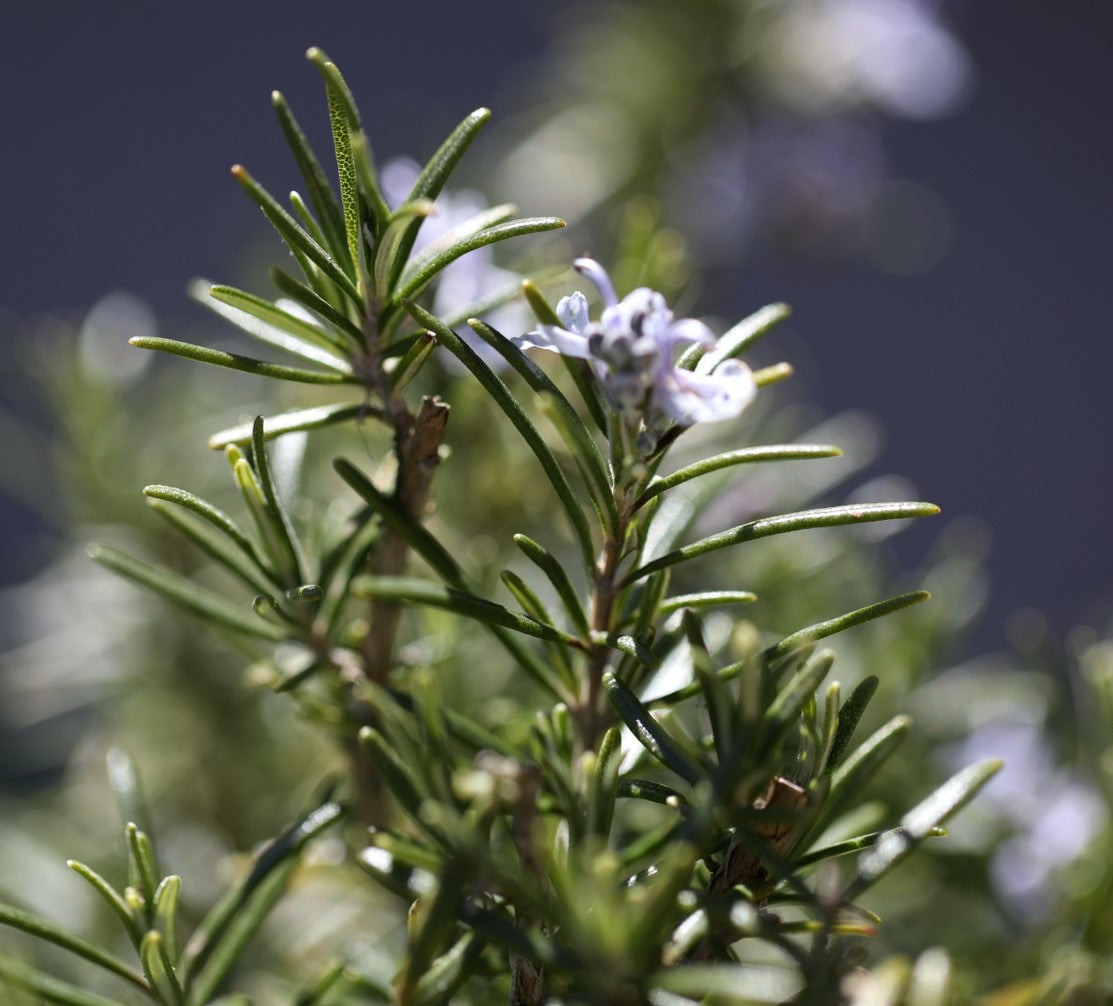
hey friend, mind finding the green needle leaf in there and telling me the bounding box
[513,534,590,636]
[398,203,518,289]
[130,336,353,385]
[618,778,689,808]
[195,282,351,364]
[812,716,912,840]
[763,651,837,753]
[0,902,149,991]
[87,544,284,640]
[231,164,360,302]
[142,485,274,580]
[272,90,348,263]
[373,198,435,302]
[387,107,492,291]
[354,576,580,647]
[333,458,463,586]
[469,319,615,528]
[146,500,276,597]
[766,591,932,666]
[270,267,366,348]
[634,444,841,509]
[207,403,376,450]
[67,861,141,948]
[825,675,879,771]
[850,760,1002,897]
[658,591,757,616]
[182,801,343,990]
[394,217,566,302]
[141,931,185,1006]
[0,958,131,1006]
[125,823,160,911]
[676,301,792,372]
[603,673,703,785]
[626,502,940,585]
[407,304,596,571]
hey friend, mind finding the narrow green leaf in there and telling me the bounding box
[186,860,297,1006]
[146,500,276,596]
[0,903,148,991]
[753,362,794,387]
[373,198,435,300]
[626,503,940,585]
[197,282,351,363]
[469,319,615,527]
[792,827,944,871]
[658,591,757,617]
[126,823,159,909]
[87,544,283,640]
[617,778,689,808]
[814,716,912,838]
[682,612,734,762]
[141,931,185,1006]
[676,301,791,372]
[766,591,932,666]
[231,164,360,302]
[605,632,659,668]
[0,957,129,1006]
[208,403,375,450]
[67,861,141,948]
[825,676,879,771]
[270,267,365,348]
[399,203,518,289]
[388,331,437,393]
[500,570,577,691]
[588,727,623,841]
[333,458,463,586]
[130,336,353,384]
[358,727,430,823]
[513,534,589,636]
[317,506,380,635]
[603,673,703,785]
[294,960,348,1006]
[349,128,391,238]
[250,416,307,584]
[850,760,1002,896]
[354,576,579,647]
[182,801,343,987]
[634,444,841,509]
[154,875,181,964]
[388,107,492,291]
[319,60,361,275]
[142,485,271,575]
[410,932,484,1006]
[394,217,566,302]
[272,90,348,263]
[406,303,596,571]
[763,651,836,752]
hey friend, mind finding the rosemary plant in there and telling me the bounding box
[0,51,999,1006]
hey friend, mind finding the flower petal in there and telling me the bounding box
[573,257,619,308]
[511,323,592,359]
[557,291,591,335]
[654,359,757,425]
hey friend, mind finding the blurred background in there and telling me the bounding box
[2,0,1112,1000]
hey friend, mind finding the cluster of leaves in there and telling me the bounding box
[1,52,999,1005]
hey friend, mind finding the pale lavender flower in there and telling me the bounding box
[516,258,756,427]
